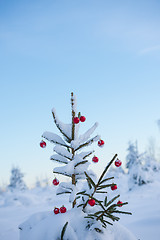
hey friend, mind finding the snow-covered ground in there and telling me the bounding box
[0,175,160,240]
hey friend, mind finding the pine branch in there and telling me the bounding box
[98,154,118,185]
[97,183,114,190]
[75,135,100,151]
[61,222,68,240]
[83,151,94,159]
[53,170,72,178]
[105,195,120,208]
[104,196,107,206]
[52,110,71,143]
[81,159,117,210]
[50,157,68,164]
[57,191,71,195]
[99,177,114,185]
[71,92,75,141]
[94,227,103,233]
[42,135,70,148]
[112,210,132,215]
[53,149,72,161]
[75,160,88,168]
[84,171,96,189]
[77,190,86,195]
[70,93,77,208]
[96,191,108,194]
[116,202,128,207]
[95,199,131,223]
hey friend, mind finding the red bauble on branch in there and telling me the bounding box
[115,158,122,167]
[80,116,86,122]
[98,139,104,147]
[88,199,95,206]
[52,178,59,186]
[117,201,123,207]
[60,206,67,213]
[92,156,99,163]
[111,184,117,191]
[73,117,80,124]
[40,140,46,148]
[54,207,60,214]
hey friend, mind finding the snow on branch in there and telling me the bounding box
[70,122,98,148]
[57,181,79,203]
[75,162,90,175]
[52,108,72,142]
[50,154,69,164]
[71,92,77,115]
[53,145,72,160]
[59,182,73,191]
[53,160,75,177]
[56,182,73,195]
[75,135,100,151]
[75,169,96,181]
[73,154,90,168]
[42,131,70,148]
[53,169,72,178]
[78,151,95,159]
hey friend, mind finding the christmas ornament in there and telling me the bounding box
[111,184,117,191]
[98,139,104,147]
[117,200,123,207]
[88,198,95,206]
[60,206,67,213]
[40,140,46,148]
[115,158,122,167]
[54,207,60,214]
[80,116,86,122]
[92,156,99,163]
[52,178,59,186]
[73,117,80,124]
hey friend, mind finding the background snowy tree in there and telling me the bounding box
[8,167,27,192]
[126,141,139,171]
[145,136,160,173]
[126,142,155,190]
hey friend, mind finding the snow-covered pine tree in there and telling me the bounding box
[42,92,99,208]
[144,152,160,173]
[126,142,152,190]
[8,166,27,192]
[41,92,131,234]
[19,92,136,240]
[126,141,139,171]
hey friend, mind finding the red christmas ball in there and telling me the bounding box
[52,178,59,186]
[115,158,122,167]
[98,139,105,147]
[60,206,67,213]
[40,140,46,148]
[54,207,60,214]
[80,116,86,122]
[92,156,99,163]
[117,201,123,207]
[73,117,80,124]
[88,199,95,206]
[111,184,117,191]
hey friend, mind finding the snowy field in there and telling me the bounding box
[0,174,160,240]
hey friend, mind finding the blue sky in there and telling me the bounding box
[0,0,160,187]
